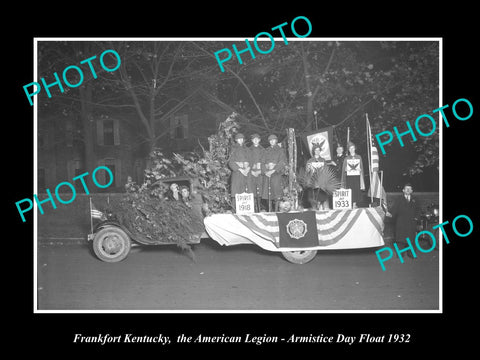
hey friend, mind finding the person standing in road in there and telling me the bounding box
[386,183,421,257]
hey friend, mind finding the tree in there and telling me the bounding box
[97,41,220,154]
[195,40,439,177]
[37,40,439,186]
[37,41,108,189]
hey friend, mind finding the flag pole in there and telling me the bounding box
[380,170,387,211]
[366,114,373,205]
[346,126,350,193]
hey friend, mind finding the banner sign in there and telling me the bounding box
[333,189,352,210]
[301,126,334,161]
[235,192,254,215]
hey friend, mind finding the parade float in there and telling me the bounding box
[88,113,386,264]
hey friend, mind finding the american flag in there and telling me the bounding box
[371,144,380,172]
[366,116,387,206]
[204,208,386,251]
[233,208,385,248]
[90,199,106,220]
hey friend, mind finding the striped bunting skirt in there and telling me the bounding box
[204,207,385,251]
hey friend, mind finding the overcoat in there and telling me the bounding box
[390,195,421,244]
[261,144,287,200]
[228,143,252,197]
[248,144,265,197]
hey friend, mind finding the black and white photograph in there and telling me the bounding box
[7,7,478,354]
[31,38,442,312]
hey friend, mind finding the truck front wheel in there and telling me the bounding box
[93,226,131,263]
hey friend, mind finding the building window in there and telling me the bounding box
[73,167,86,192]
[67,159,86,192]
[97,158,121,190]
[175,124,184,139]
[66,119,73,147]
[103,119,115,145]
[97,118,120,146]
[104,158,116,185]
[134,159,144,184]
[170,114,188,139]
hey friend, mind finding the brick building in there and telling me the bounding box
[37,89,231,194]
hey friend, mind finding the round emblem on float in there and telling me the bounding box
[286,219,307,239]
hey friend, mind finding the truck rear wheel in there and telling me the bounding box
[281,250,317,264]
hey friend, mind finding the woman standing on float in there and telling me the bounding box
[341,141,365,208]
[305,144,330,210]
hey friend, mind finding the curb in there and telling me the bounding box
[38,237,88,246]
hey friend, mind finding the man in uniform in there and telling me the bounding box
[248,133,265,212]
[261,134,287,212]
[228,133,252,211]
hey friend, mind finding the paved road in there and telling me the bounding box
[36,239,439,311]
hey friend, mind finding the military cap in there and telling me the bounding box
[250,133,261,140]
[234,133,245,140]
[268,134,278,141]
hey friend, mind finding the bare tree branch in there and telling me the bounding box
[190,41,270,132]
